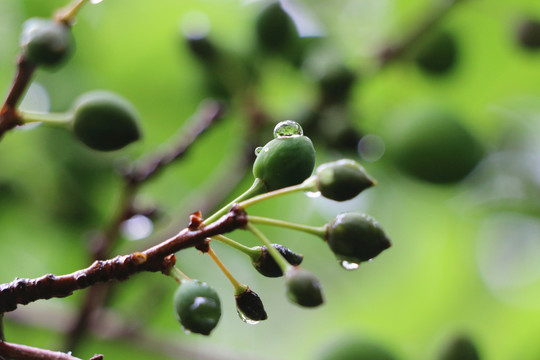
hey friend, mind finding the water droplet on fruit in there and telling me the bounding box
[90,0,104,4]
[273,120,303,138]
[306,191,321,198]
[255,147,263,155]
[237,310,259,325]
[340,260,359,270]
[182,327,192,335]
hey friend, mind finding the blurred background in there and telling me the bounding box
[1,0,540,359]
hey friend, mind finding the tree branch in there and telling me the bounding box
[0,340,101,360]
[0,206,247,314]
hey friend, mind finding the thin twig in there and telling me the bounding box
[0,340,95,360]
[378,0,464,65]
[0,205,247,314]
[126,100,226,184]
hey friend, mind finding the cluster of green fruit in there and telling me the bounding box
[171,121,391,335]
[18,17,141,151]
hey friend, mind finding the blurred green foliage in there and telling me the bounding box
[2,0,540,359]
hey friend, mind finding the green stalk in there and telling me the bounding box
[168,266,190,284]
[203,178,266,225]
[207,247,247,296]
[246,223,292,274]
[238,176,316,210]
[19,110,73,127]
[248,215,327,238]
[211,235,261,258]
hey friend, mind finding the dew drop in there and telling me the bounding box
[182,327,192,335]
[340,260,360,270]
[273,120,303,138]
[305,191,321,198]
[237,310,259,325]
[254,147,263,156]
[90,0,104,4]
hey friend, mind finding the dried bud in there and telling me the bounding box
[315,159,375,201]
[173,280,221,335]
[326,213,391,264]
[285,266,324,307]
[252,244,304,277]
[235,287,268,322]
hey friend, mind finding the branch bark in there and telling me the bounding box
[0,340,101,360]
[0,206,247,314]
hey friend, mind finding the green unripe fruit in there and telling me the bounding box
[414,31,458,75]
[315,159,375,201]
[20,18,73,67]
[252,244,303,277]
[318,65,357,104]
[173,280,221,335]
[326,213,391,264]
[253,121,315,191]
[438,335,480,360]
[255,2,297,54]
[285,266,324,307]
[72,91,141,151]
[317,337,398,360]
[388,105,484,184]
[516,19,540,50]
[235,287,268,322]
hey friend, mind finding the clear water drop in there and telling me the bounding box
[237,310,259,325]
[182,327,192,335]
[273,120,303,138]
[254,146,263,156]
[90,0,104,4]
[340,260,360,270]
[305,191,321,198]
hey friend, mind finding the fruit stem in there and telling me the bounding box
[203,178,266,225]
[168,266,190,284]
[56,0,88,24]
[246,223,292,274]
[248,215,327,238]
[207,246,247,296]
[211,235,261,258]
[19,111,73,127]
[238,177,315,210]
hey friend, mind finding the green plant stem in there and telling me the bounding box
[19,111,73,127]
[203,178,266,225]
[248,215,327,238]
[246,223,292,274]
[168,267,189,284]
[56,0,89,24]
[207,247,247,296]
[238,177,315,210]
[211,235,261,258]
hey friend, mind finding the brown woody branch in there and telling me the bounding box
[0,205,247,314]
[0,56,35,140]
[0,340,101,360]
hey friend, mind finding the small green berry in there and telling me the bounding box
[253,121,315,191]
[173,280,221,335]
[315,159,375,201]
[438,335,480,360]
[387,105,484,184]
[317,337,398,360]
[414,31,458,75]
[255,2,297,54]
[20,18,73,67]
[326,213,391,264]
[235,287,268,322]
[72,91,141,151]
[516,19,540,50]
[252,244,303,277]
[285,266,324,307]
